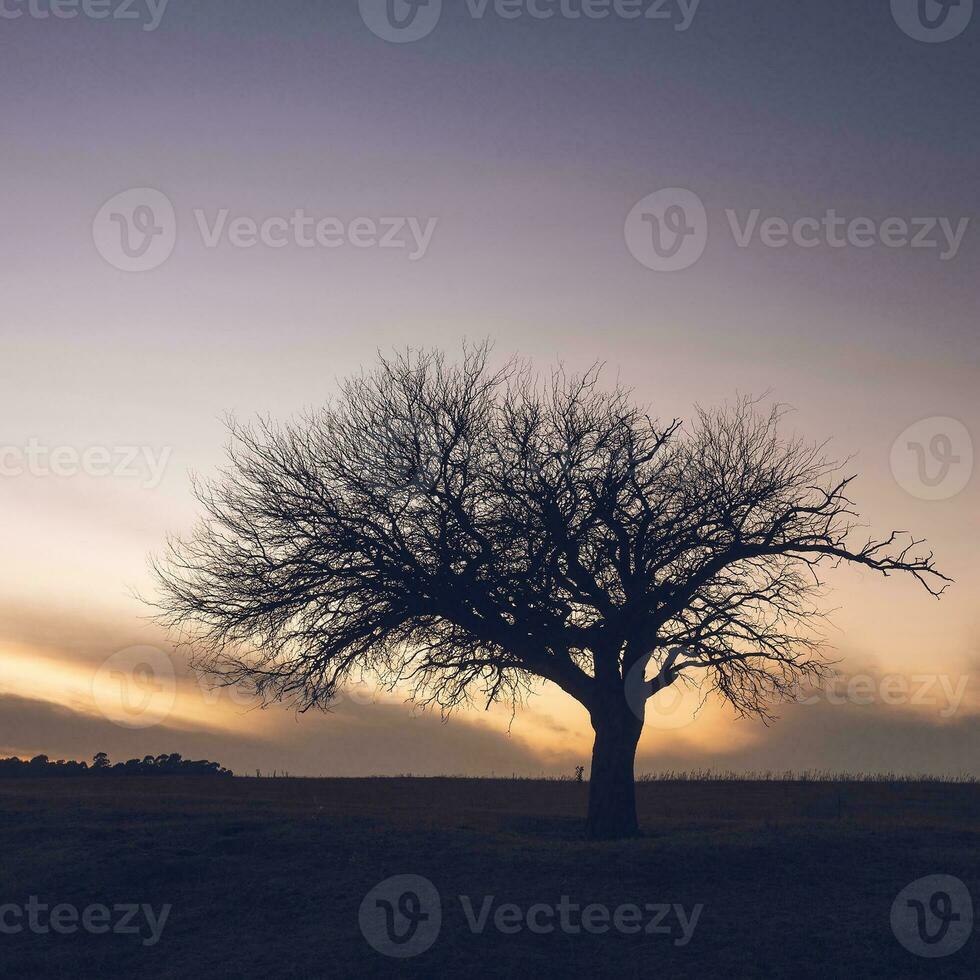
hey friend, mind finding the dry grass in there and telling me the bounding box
[0,776,976,978]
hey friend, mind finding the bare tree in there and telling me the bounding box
[152,344,949,838]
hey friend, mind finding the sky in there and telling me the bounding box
[0,0,978,776]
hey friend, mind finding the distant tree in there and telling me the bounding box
[0,753,230,779]
[152,345,948,838]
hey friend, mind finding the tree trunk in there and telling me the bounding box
[585,702,643,840]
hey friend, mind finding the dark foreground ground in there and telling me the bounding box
[0,777,976,979]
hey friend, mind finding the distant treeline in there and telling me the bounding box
[0,752,233,778]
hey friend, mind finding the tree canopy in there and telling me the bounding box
[152,344,947,836]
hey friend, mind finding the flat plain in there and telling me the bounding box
[0,776,977,978]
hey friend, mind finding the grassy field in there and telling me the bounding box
[0,776,977,978]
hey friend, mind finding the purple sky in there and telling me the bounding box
[1,0,977,774]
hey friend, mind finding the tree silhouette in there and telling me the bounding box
[152,345,948,838]
[0,752,231,778]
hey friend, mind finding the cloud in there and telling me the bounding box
[2,600,977,778]
[3,676,977,779]
[636,666,980,776]
[0,598,159,666]
[0,690,564,777]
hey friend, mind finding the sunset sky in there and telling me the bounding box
[1,0,977,776]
